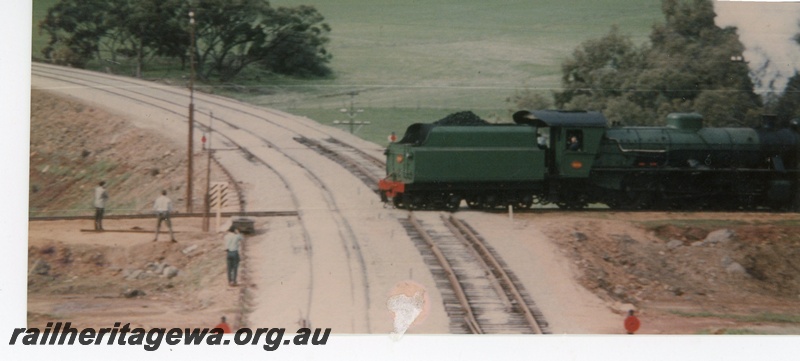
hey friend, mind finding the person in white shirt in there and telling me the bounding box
[153,190,176,242]
[224,225,244,286]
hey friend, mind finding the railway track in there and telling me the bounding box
[33,63,551,334]
[294,136,383,192]
[291,121,553,334]
[32,63,375,332]
[404,211,550,334]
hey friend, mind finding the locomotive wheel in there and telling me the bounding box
[620,184,654,210]
[518,203,532,209]
[466,197,481,209]
[402,193,418,210]
[392,194,405,209]
[556,201,586,210]
[514,196,533,210]
[444,194,461,211]
[407,194,426,210]
[483,195,499,209]
[555,192,587,210]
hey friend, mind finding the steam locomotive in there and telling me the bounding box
[378,110,799,210]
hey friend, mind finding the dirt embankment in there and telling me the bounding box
[533,212,800,334]
[27,219,248,330]
[30,89,227,216]
[28,90,245,330]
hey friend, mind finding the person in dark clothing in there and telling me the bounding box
[93,181,109,230]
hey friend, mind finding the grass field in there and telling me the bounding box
[31,0,664,144]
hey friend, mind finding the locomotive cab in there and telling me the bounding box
[513,110,607,178]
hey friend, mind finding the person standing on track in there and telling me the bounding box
[153,190,177,242]
[93,181,109,231]
[224,225,244,286]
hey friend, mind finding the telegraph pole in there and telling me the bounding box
[339,91,364,134]
[203,112,213,232]
[187,10,196,213]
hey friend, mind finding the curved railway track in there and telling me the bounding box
[33,63,553,334]
[291,128,551,334]
[32,63,375,332]
[294,136,384,193]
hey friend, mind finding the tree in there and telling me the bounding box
[506,85,553,114]
[259,5,332,77]
[643,0,760,125]
[40,0,115,67]
[773,26,800,121]
[556,26,643,108]
[551,0,762,126]
[39,0,333,80]
[116,0,188,77]
[190,1,332,81]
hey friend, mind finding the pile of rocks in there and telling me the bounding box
[123,261,180,281]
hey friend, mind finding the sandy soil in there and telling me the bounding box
[28,90,800,335]
[27,218,244,330]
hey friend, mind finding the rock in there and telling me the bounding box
[123,289,146,298]
[704,229,735,245]
[691,241,705,247]
[163,266,179,279]
[145,262,166,274]
[182,245,199,256]
[125,269,142,280]
[666,239,683,250]
[684,227,707,241]
[31,259,51,275]
[721,255,733,267]
[725,262,747,275]
[573,232,588,242]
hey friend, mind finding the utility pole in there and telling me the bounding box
[203,111,213,232]
[339,91,364,134]
[187,10,196,213]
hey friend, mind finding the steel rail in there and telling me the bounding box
[446,215,545,334]
[407,212,483,334]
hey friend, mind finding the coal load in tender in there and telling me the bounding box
[433,111,490,126]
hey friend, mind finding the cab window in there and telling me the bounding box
[566,130,583,151]
[537,127,550,149]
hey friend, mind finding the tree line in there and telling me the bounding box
[39,0,332,81]
[510,0,799,127]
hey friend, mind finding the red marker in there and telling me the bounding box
[215,316,232,333]
[624,310,640,334]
